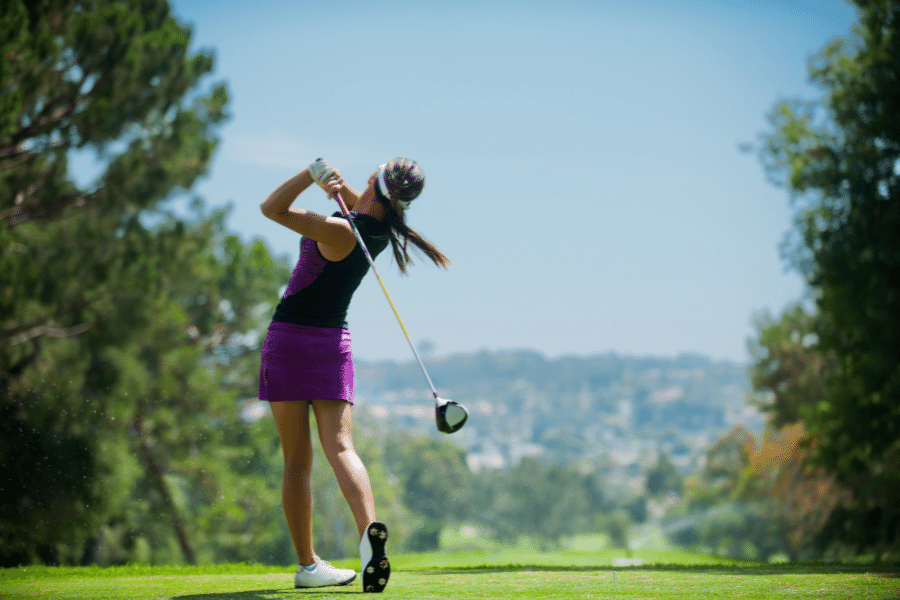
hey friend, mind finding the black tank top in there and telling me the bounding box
[272,212,389,328]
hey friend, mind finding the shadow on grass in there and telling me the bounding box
[175,588,360,599]
[414,562,900,577]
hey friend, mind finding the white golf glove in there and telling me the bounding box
[309,158,337,185]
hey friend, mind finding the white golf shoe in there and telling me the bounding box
[360,522,390,593]
[294,560,356,588]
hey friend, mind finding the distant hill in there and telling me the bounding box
[355,349,760,471]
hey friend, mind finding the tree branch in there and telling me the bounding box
[133,415,198,565]
[1,299,95,347]
[7,76,89,153]
[0,144,48,171]
[1,186,107,227]
[0,321,93,347]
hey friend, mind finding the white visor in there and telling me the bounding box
[377,164,410,210]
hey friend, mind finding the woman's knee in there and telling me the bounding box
[279,456,313,487]
[282,443,314,469]
[281,438,314,474]
[320,433,354,464]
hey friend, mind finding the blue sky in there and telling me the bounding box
[158,0,858,363]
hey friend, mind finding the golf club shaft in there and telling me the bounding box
[333,192,440,400]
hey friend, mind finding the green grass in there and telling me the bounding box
[1,562,898,599]
[2,550,898,599]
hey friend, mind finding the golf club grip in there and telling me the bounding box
[332,192,440,399]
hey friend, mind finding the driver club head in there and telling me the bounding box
[435,397,468,434]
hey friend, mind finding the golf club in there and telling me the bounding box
[328,178,468,434]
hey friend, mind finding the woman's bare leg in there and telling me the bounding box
[269,401,316,565]
[311,400,376,537]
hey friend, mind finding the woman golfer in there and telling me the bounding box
[258,158,450,591]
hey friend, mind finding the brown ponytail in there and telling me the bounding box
[377,158,452,274]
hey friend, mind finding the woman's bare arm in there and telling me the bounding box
[260,169,355,254]
[340,182,362,210]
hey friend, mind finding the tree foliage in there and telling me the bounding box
[645,452,682,497]
[670,426,796,561]
[384,432,471,551]
[749,304,834,428]
[759,0,900,477]
[756,0,900,556]
[743,423,851,560]
[473,457,607,549]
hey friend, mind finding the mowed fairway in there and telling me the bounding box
[2,562,898,599]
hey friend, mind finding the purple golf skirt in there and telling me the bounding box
[258,321,355,403]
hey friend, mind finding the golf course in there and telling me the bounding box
[4,0,900,594]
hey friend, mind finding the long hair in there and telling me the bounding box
[375,158,451,274]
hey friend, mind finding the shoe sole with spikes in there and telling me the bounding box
[362,522,390,593]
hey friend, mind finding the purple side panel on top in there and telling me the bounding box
[284,237,326,298]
